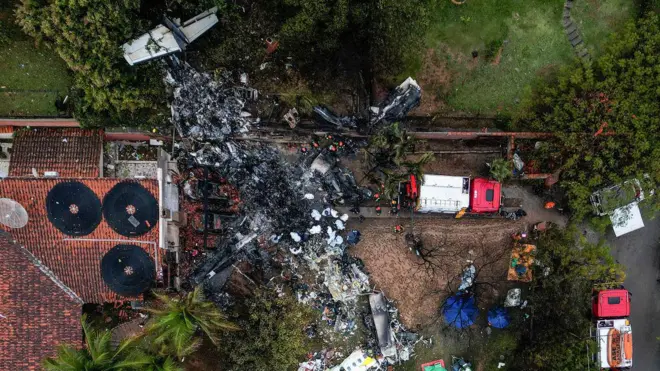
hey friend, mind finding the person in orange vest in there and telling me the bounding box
[544,201,556,209]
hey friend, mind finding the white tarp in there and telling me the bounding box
[610,203,644,237]
[417,175,470,213]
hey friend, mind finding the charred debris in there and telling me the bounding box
[167,61,422,367]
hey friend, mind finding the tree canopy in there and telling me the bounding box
[144,287,238,359]
[277,0,431,77]
[515,12,660,219]
[15,0,168,127]
[43,314,179,371]
[219,289,314,371]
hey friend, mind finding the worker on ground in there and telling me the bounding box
[394,224,404,234]
[375,206,382,216]
[390,199,398,215]
[544,201,556,209]
[374,193,381,202]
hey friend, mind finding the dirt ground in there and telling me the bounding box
[349,218,526,328]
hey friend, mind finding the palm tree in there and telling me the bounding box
[42,314,156,371]
[144,286,239,359]
[363,122,434,198]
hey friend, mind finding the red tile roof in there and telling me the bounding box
[8,128,103,178]
[0,178,159,303]
[0,233,82,371]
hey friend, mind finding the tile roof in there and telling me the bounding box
[0,178,159,303]
[0,233,82,371]
[8,128,103,178]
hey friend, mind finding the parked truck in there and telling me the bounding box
[398,174,522,219]
[592,288,633,370]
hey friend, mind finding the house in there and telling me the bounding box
[0,127,180,370]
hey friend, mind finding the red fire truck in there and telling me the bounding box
[592,288,633,370]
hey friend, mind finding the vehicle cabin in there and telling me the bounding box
[593,289,631,318]
[470,178,501,213]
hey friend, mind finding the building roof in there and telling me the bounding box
[0,233,82,370]
[0,178,159,303]
[8,128,103,178]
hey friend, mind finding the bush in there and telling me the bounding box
[489,158,513,182]
[220,289,314,371]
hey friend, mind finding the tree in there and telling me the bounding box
[43,314,157,371]
[515,12,660,220]
[362,122,434,199]
[277,0,431,77]
[510,227,625,371]
[220,289,314,371]
[488,158,513,182]
[15,0,168,127]
[144,287,238,359]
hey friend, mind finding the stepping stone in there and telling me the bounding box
[565,1,574,9]
[568,30,580,41]
[563,18,573,27]
[571,38,583,47]
[563,9,571,18]
[565,24,577,34]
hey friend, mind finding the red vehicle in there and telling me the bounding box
[593,289,630,318]
[470,178,501,213]
[592,288,633,370]
[401,175,504,215]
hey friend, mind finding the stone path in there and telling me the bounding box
[563,0,591,61]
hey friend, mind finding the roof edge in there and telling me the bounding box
[0,232,84,305]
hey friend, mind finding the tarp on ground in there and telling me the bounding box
[442,294,478,329]
[487,306,510,328]
[424,364,447,371]
[507,243,536,282]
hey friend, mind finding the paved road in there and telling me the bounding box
[607,215,660,370]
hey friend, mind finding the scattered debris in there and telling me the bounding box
[504,288,522,307]
[167,62,258,141]
[284,107,300,128]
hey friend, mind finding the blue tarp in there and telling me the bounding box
[487,306,510,328]
[442,295,478,329]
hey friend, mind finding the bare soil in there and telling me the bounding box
[349,218,525,328]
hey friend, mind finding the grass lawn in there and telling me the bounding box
[410,0,634,115]
[0,4,72,117]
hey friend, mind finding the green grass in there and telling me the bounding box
[571,0,634,56]
[412,0,634,114]
[0,6,72,116]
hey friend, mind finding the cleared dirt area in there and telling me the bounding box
[349,218,525,329]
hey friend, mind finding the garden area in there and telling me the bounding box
[408,0,634,115]
[0,2,72,117]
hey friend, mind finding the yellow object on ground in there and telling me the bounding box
[507,243,536,282]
